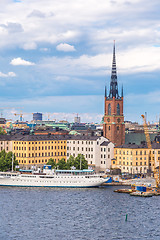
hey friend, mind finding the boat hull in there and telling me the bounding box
[0,173,108,188]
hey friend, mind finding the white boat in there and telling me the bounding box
[0,168,108,188]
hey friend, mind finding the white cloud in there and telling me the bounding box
[10,57,35,66]
[0,71,16,77]
[38,45,160,76]
[23,42,37,50]
[8,72,16,77]
[56,43,76,52]
[0,0,151,51]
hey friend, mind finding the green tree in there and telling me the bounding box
[74,154,88,170]
[66,155,75,169]
[0,150,18,171]
[46,158,57,169]
[57,158,67,170]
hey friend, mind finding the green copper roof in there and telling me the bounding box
[125,133,156,145]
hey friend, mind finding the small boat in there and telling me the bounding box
[0,167,108,188]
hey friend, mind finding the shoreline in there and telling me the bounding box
[103,182,131,186]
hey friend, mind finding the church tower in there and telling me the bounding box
[103,42,125,146]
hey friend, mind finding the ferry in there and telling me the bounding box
[0,166,108,188]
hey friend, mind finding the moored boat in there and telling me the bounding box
[0,167,108,188]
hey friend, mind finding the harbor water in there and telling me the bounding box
[0,186,160,240]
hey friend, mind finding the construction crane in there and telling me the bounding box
[14,112,33,122]
[14,113,23,121]
[141,114,152,149]
[141,114,159,188]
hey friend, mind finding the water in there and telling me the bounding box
[0,186,160,240]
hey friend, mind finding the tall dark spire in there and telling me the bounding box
[109,41,119,99]
[121,84,123,97]
[105,85,107,97]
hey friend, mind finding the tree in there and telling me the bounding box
[57,158,67,170]
[0,150,18,171]
[47,155,88,170]
[46,158,57,169]
[66,155,75,169]
[74,154,88,170]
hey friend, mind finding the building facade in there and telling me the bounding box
[12,135,67,169]
[0,134,114,172]
[112,142,160,174]
[0,134,67,170]
[66,136,114,172]
[103,42,125,146]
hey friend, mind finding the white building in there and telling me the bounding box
[67,136,114,172]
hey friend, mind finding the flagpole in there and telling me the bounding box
[12,153,14,172]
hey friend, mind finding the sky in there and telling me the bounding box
[0,0,160,123]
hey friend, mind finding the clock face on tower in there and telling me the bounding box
[117,118,120,123]
[107,118,110,122]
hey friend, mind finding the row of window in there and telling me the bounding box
[1,141,9,145]
[101,161,106,165]
[117,156,147,160]
[116,150,160,155]
[15,141,65,144]
[19,159,62,164]
[67,147,94,151]
[67,141,93,145]
[108,103,120,115]
[67,153,93,158]
[1,147,9,151]
[19,159,48,164]
[14,145,65,151]
[67,147,110,152]
[118,161,147,166]
[101,148,110,152]
[101,154,110,159]
[17,152,65,158]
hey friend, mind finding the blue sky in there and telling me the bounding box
[0,0,160,123]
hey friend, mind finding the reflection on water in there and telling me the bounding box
[0,186,160,240]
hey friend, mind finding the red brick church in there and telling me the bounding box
[103,42,125,146]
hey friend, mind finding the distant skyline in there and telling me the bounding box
[0,0,160,123]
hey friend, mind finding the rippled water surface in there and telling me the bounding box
[0,186,160,240]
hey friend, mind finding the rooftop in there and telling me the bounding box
[0,134,108,142]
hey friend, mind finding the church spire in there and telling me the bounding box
[105,85,107,97]
[121,84,123,97]
[109,41,119,99]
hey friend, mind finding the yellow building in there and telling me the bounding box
[0,134,67,170]
[12,135,67,169]
[112,142,160,174]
